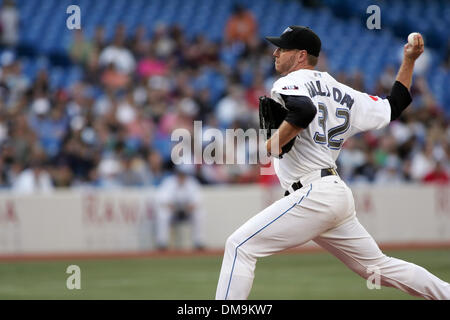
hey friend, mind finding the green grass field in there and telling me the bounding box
[0,249,449,299]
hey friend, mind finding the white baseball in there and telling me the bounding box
[408,32,420,45]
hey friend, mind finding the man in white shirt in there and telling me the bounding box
[155,165,205,250]
[12,160,54,194]
[98,29,136,75]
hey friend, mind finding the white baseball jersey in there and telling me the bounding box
[217,68,450,301]
[270,69,391,190]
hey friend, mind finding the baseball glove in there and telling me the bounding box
[259,96,296,158]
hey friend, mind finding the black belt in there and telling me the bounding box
[284,168,338,196]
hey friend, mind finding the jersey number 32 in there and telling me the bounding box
[313,103,350,150]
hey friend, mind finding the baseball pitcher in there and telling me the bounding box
[215,26,450,300]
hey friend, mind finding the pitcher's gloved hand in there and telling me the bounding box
[259,96,295,158]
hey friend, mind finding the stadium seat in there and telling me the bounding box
[6,0,449,115]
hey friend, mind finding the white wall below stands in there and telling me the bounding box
[0,184,449,255]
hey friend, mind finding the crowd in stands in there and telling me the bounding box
[0,2,448,193]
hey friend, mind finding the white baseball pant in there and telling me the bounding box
[215,174,450,300]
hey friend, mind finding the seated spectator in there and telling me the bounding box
[95,155,122,189]
[99,26,136,74]
[137,46,168,79]
[410,142,436,181]
[225,4,258,46]
[117,154,147,187]
[69,30,95,67]
[215,85,249,128]
[30,69,50,97]
[12,159,54,194]
[125,106,154,148]
[6,114,34,166]
[374,155,404,185]
[57,134,96,184]
[338,137,367,181]
[28,103,69,158]
[127,24,149,59]
[0,53,29,109]
[115,90,138,126]
[93,26,107,52]
[51,161,74,188]
[144,150,168,187]
[93,88,116,117]
[194,89,214,122]
[152,23,176,59]
[352,150,378,184]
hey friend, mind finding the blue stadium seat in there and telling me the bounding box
[7,0,449,115]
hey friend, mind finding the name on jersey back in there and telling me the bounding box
[303,80,354,109]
